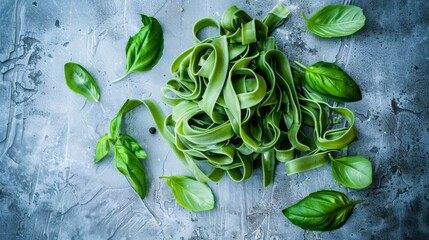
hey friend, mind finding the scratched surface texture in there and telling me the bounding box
[0,0,428,239]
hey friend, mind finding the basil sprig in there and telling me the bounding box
[94,100,153,199]
[113,14,164,83]
[303,5,366,38]
[295,61,362,102]
[160,176,215,212]
[64,62,100,102]
[283,190,362,231]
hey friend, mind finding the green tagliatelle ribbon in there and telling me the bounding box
[122,3,357,186]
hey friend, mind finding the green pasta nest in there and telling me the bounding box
[160,4,358,186]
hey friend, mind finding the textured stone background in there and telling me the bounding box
[1,0,428,239]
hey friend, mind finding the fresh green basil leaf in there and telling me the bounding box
[114,145,147,199]
[297,61,362,102]
[113,14,164,83]
[120,134,147,159]
[283,190,362,231]
[94,134,111,163]
[160,176,214,212]
[64,62,100,102]
[330,155,372,189]
[95,98,172,199]
[302,5,366,38]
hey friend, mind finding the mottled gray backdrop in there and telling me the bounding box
[1,0,428,239]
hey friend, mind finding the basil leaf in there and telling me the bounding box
[113,14,164,82]
[330,155,372,189]
[94,134,110,163]
[160,176,214,212]
[296,61,362,102]
[119,134,147,159]
[95,99,169,199]
[64,62,100,102]
[114,145,147,199]
[283,190,362,231]
[302,5,366,38]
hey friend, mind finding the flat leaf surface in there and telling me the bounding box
[162,176,214,211]
[303,5,366,38]
[126,15,163,76]
[64,62,100,101]
[94,134,110,163]
[304,61,362,102]
[120,134,147,159]
[114,145,147,199]
[331,155,372,189]
[283,190,362,231]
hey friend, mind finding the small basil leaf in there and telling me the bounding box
[113,14,164,83]
[64,62,100,102]
[298,61,362,102]
[160,176,214,212]
[330,155,372,189]
[94,134,110,163]
[114,145,147,199]
[302,5,366,38]
[283,190,362,231]
[119,134,147,159]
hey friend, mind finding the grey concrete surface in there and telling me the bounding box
[1,0,428,239]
